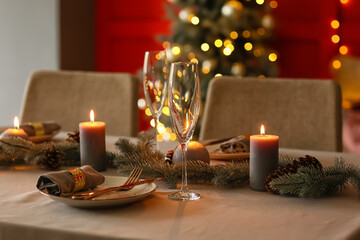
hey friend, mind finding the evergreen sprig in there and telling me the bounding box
[0,137,81,167]
[268,158,360,198]
[113,132,250,188]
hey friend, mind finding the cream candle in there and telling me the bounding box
[250,125,279,191]
[79,110,106,172]
[0,116,29,140]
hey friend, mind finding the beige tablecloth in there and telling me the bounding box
[0,134,359,240]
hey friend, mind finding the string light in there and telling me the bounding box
[223,48,232,56]
[253,48,262,57]
[339,45,348,55]
[269,1,278,8]
[162,106,170,116]
[137,99,146,109]
[332,59,341,69]
[201,43,210,51]
[190,58,199,64]
[331,35,340,44]
[230,31,238,39]
[145,108,152,116]
[256,0,264,5]
[242,30,251,38]
[214,39,223,48]
[162,41,171,49]
[340,0,349,4]
[257,28,266,36]
[244,42,253,51]
[202,66,211,74]
[331,20,340,29]
[191,16,200,25]
[268,53,277,62]
[224,39,232,47]
[187,52,195,59]
[215,73,222,77]
[172,46,181,55]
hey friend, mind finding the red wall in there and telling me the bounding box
[95,0,170,131]
[273,0,360,78]
[95,0,360,130]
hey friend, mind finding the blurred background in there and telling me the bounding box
[0,0,359,144]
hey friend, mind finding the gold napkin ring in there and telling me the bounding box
[30,122,45,136]
[68,168,86,192]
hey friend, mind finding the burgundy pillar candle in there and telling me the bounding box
[79,110,106,172]
[250,125,279,191]
[0,116,29,140]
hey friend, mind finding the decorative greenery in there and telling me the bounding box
[0,132,360,199]
[268,157,360,198]
[113,132,360,198]
[113,132,249,188]
[0,137,80,168]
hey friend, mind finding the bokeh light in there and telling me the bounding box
[268,53,277,62]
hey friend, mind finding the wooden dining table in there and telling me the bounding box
[0,133,359,240]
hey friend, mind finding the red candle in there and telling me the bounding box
[0,116,29,140]
[250,125,279,191]
[79,110,106,172]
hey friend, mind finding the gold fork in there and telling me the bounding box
[71,168,143,200]
[120,168,143,190]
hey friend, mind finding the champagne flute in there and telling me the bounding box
[168,62,201,201]
[143,50,168,150]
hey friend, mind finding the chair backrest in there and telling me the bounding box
[199,76,342,152]
[20,70,139,136]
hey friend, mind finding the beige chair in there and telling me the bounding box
[199,76,342,152]
[20,70,139,136]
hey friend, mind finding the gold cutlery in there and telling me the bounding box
[71,177,165,200]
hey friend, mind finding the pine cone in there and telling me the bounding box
[67,130,80,143]
[165,149,174,166]
[265,155,323,193]
[37,146,64,170]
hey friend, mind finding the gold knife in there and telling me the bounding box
[71,177,166,200]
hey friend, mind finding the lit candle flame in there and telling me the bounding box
[260,124,265,135]
[90,110,95,123]
[14,116,20,129]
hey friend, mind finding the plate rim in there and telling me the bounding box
[38,176,158,207]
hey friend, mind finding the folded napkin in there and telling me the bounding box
[36,165,105,196]
[220,135,250,153]
[21,121,61,136]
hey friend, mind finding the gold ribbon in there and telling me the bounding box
[30,122,45,136]
[68,168,86,193]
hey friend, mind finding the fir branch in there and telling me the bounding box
[269,158,360,198]
[213,161,249,188]
[55,140,80,166]
[0,137,34,162]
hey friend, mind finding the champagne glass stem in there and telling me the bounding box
[179,142,189,192]
[154,116,160,150]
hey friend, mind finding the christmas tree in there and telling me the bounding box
[162,0,278,100]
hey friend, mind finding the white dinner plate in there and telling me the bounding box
[39,176,158,208]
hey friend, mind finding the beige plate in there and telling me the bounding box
[206,145,249,161]
[39,176,158,208]
[29,131,59,143]
[209,151,249,161]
